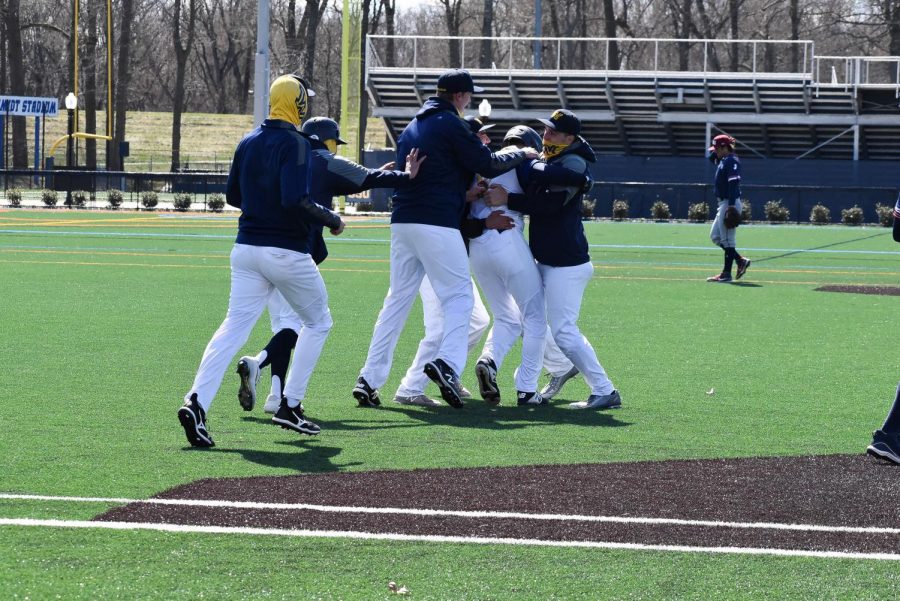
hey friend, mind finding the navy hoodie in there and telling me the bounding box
[506,137,597,267]
[392,96,529,229]
[226,119,340,254]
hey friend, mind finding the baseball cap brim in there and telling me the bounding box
[472,84,485,93]
[478,123,496,133]
[336,136,348,145]
[537,118,556,130]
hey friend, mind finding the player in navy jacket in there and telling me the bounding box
[866,195,900,464]
[233,117,425,414]
[706,134,751,283]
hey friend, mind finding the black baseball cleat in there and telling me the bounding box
[352,376,381,407]
[424,358,464,409]
[867,430,900,465]
[475,357,501,405]
[177,393,215,447]
[236,356,260,411]
[272,398,321,435]
[570,390,622,410]
[516,390,547,406]
[736,258,752,280]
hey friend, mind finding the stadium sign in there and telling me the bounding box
[0,95,59,117]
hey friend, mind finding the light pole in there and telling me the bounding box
[65,92,77,208]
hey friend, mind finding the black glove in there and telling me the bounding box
[724,205,741,229]
[581,172,594,195]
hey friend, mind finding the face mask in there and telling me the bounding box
[542,141,569,159]
[268,76,308,126]
[324,139,338,153]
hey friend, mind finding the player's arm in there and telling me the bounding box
[527,160,590,189]
[892,194,900,243]
[225,145,243,208]
[725,157,741,206]
[451,121,535,177]
[281,137,342,230]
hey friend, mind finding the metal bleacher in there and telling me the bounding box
[365,36,900,161]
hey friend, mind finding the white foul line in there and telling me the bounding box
[1,518,898,562]
[2,493,898,535]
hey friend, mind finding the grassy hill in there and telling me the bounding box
[18,111,390,171]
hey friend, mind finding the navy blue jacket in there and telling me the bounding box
[893,194,900,243]
[713,153,742,205]
[507,138,597,267]
[306,137,410,263]
[226,119,340,254]
[392,96,529,229]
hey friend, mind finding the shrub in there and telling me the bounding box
[72,190,88,208]
[354,200,374,212]
[612,199,629,220]
[740,200,752,223]
[687,202,709,222]
[7,188,23,207]
[809,204,831,225]
[106,189,124,209]
[172,192,192,211]
[207,193,225,212]
[581,198,596,220]
[650,200,671,220]
[764,199,790,222]
[841,205,864,225]
[875,203,894,227]
[41,189,58,207]
[141,191,159,209]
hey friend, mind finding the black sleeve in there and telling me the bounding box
[325,155,410,195]
[893,213,900,243]
[528,161,588,188]
[460,217,486,240]
[506,187,571,216]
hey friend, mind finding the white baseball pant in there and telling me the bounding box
[395,276,489,397]
[710,198,743,248]
[360,223,474,388]
[538,261,615,396]
[470,229,546,392]
[186,244,333,412]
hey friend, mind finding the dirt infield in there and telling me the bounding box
[816,285,900,296]
[96,454,900,554]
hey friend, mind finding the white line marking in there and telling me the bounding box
[2,493,897,535]
[1,518,897,561]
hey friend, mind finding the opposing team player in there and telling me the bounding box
[353,69,537,409]
[486,109,621,410]
[234,116,425,414]
[177,75,344,447]
[706,134,751,283]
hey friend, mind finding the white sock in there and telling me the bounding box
[254,350,268,365]
[270,375,282,399]
[286,397,301,409]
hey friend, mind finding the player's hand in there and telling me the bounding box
[581,172,594,194]
[379,160,396,170]
[522,147,540,160]
[484,184,508,207]
[466,180,488,202]
[330,219,346,236]
[485,210,514,231]
[404,148,427,179]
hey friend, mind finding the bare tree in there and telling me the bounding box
[478,0,493,68]
[3,0,29,167]
[170,0,197,171]
[109,0,135,171]
[437,0,463,66]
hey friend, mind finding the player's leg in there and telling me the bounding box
[264,247,331,435]
[868,383,900,464]
[356,223,426,405]
[539,262,620,410]
[416,224,473,408]
[180,244,271,446]
[394,277,444,407]
[708,200,732,282]
[540,326,579,399]
[732,200,751,279]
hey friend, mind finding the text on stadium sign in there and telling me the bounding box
[0,96,59,117]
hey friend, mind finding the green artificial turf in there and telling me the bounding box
[1,210,898,597]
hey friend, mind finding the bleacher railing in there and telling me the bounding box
[367,35,815,79]
[814,55,900,96]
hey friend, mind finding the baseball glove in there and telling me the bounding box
[724,206,741,229]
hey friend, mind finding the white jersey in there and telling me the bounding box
[470,169,525,233]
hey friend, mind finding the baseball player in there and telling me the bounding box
[178,75,344,447]
[233,116,426,414]
[706,134,751,283]
[486,109,621,410]
[866,195,900,464]
[353,69,537,409]
[470,124,592,405]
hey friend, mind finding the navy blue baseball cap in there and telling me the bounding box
[436,69,484,94]
[538,109,581,135]
[465,116,495,135]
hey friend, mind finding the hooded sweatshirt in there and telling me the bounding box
[506,137,597,267]
[391,96,530,229]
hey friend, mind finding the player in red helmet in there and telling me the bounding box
[706,134,750,283]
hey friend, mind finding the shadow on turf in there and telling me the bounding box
[752,230,890,264]
[202,441,355,473]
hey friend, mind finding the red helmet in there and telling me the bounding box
[711,134,736,149]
